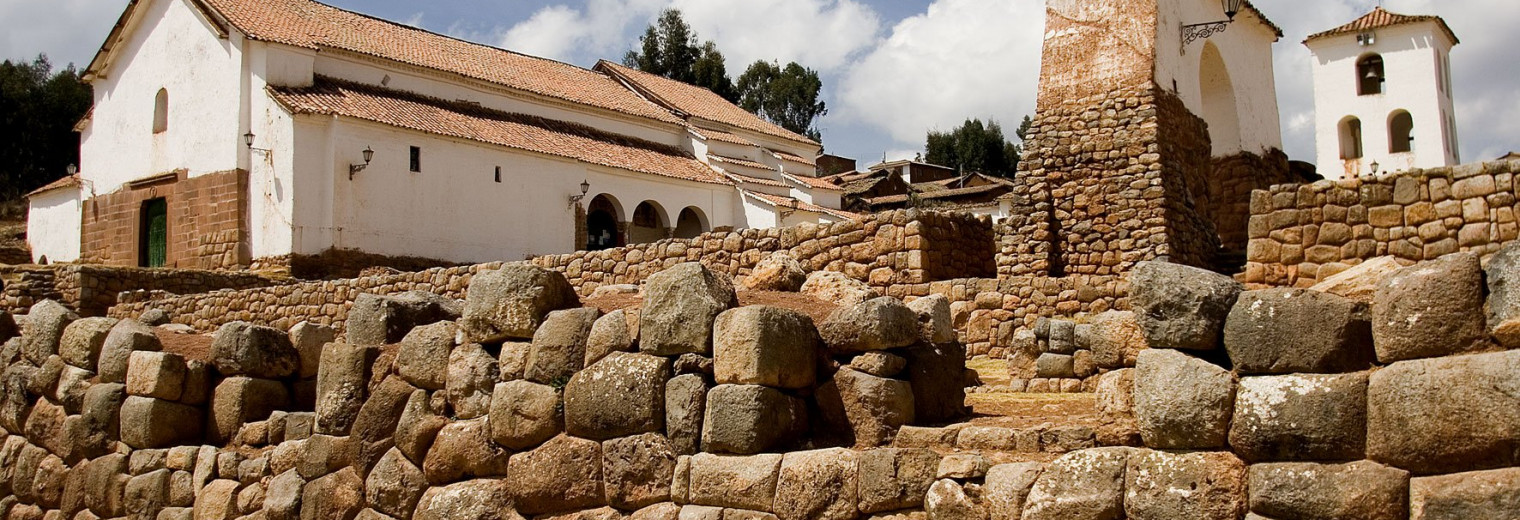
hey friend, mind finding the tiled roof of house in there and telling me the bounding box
[724,173,789,189]
[180,0,686,124]
[597,61,818,147]
[1241,1,1284,39]
[26,174,81,198]
[868,183,1012,205]
[745,191,861,221]
[771,150,816,166]
[692,127,756,147]
[1305,7,1459,45]
[269,77,731,185]
[782,173,843,192]
[708,154,773,172]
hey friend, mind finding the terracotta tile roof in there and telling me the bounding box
[708,154,773,172]
[598,61,818,147]
[269,77,731,185]
[692,127,756,147]
[868,183,1012,205]
[193,0,683,124]
[724,173,789,189]
[782,173,843,192]
[770,150,816,166]
[26,174,81,198]
[1305,7,1458,45]
[745,191,861,221]
[1240,1,1283,39]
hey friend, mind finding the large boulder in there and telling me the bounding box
[24,300,77,364]
[422,418,511,484]
[906,294,955,344]
[1224,289,1375,374]
[489,380,562,450]
[508,434,605,515]
[394,390,447,465]
[314,343,379,435]
[742,252,807,292]
[289,321,337,379]
[1133,349,1234,450]
[525,307,601,384]
[564,352,670,441]
[1248,461,1409,520]
[351,377,418,444]
[585,309,635,366]
[1230,372,1368,462]
[1021,447,1135,520]
[413,479,519,520]
[209,377,289,443]
[816,367,914,448]
[713,306,819,389]
[799,271,878,308]
[1128,261,1242,351]
[983,463,1043,520]
[349,291,462,345]
[924,479,986,520]
[119,397,203,449]
[1409,467,1520,520]
[1094,369,1140,447]
[774,448,857,520]
[1487,243,1520,347]
[665,373,708,456]
[602,433,678,510]
[1124,450,1247,520]
[818,297,919,354]
[461,263,578,343]
[446,343,500,420]
[210,322,300,379]
[395,321,456,390]
[1087,311,1145,369]
[1370,252,1489,362]
[59,317,116,370]
[1309,256,1403,304]
[640,263,738,356]
[98,319,161,384]
[125,350,188,401]
[702,384,804,454]
[686,453,783,512]
[300,467,365,520]
[1367,349,1520,475]
[904,341,969,423]
[364,448,427,519]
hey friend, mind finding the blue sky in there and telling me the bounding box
[3,0,1517,167]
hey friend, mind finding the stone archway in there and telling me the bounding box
[673,207,708,239]
[1199,41,1241,157]
[585,194,623,251]
[629,201,670,244]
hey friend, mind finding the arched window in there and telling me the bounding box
[1357,54,1385,96]
[153,89,169,133]
[629,201,668,244]
[585,194,622,251]
[1389,110,1414,153]
[674,207,708,239]
[1339,117,1364,160]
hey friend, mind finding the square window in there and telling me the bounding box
[410,146,421,172]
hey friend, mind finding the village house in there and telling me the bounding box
[24,0,850,271]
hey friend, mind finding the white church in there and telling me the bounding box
[25,0,851,270]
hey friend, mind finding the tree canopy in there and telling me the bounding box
[0,55,91,202]
[735,61,827,142]
[923,116,1031,178]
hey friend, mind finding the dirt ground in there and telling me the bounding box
[156,329,214,362]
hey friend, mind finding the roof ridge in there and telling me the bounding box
[1305,6,1459,45]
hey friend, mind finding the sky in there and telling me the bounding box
[2,0,1517,167]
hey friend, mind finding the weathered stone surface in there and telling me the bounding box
[1225,289,1375,374]
[289,321,336,379]
[702,384,804,454]
[54,363,93,413]
[81,382,126,440]
[1021,447,1134,520]
[1034,353,1074,378]
[414,479,519,520]
[640,263,739,356]
[817,367,913,448]
[1371,252,1489,362]
[1486,243,1520,348]
[509,434,605,515]
[1410,467,1520,520]
[123,468,169,518]
[422,417,511,484]
[936,454,990,479]
[1124,450,1247,520]
[983,463,1042,520]
[210,322,300,379]
[301,467,364,520]
[59,317,116,370]
[907,294,955,344]
[1309,256,1403,304]
[665,374,707,456]
[490,380,562,450]
[800,271,879,308]
[98,319,161,384]
[819,297,919,354]
[365,448,427,519]
[0,364,37,432]
[1087,311,1145,369]
[1230,372,1368,462]
[857,449,940,514]
[773,448,857,520]
[742,253,807,292]
[446,343,500,420]
[1248,461,1409,520]
[902,341,968,424]
[848,351,907,378]
[688,453,782,512]
[563,352,669,441]
[1129,262,1242,351]
[1367,350,1520,475]
[586,310,635,366]
[395,321,455,390]
[1047,320,1076,354]
[126,351,187,401]
[924,479,985,520]
[1094,369,1139,447]
[713,306,819,389]
[210,377,289,443]
[526,307,600,384]
[353,377,418,448]
[1133,349,1234,450]
[462,263,578,343]
[349,291,462,345]
[265,469,305,520]
[314,343,378,435]
[603,433,678,510]
[500,342,531,381]
[628,503,681,520]
[394,390,446,465]
[23,300,76,364]
[120,396,203,449]
[195,479,241,520]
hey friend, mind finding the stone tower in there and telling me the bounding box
[1306,7,1461,180]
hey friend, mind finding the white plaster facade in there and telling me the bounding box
[1307,13,1460,180]
[31,0,845,268]
[1156,0,1285,157]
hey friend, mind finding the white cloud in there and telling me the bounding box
[834,0,1044,146]
[0,0,126,68]
[669,0,883,72]
[497,0,668,64]
[400,12,425,28]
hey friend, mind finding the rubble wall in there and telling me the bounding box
[2,265,283,318]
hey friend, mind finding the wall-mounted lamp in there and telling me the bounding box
[350,146,375,180]
[244,132,271,153]
[567,179,591,208]
[1370,160,1381,175]
[1182,0,1244,47]
[66,164,77,176]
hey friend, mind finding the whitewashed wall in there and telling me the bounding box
[26,189,82,263]
[1155,0,1284,156]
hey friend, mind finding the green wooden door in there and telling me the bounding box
[142,199,167,268]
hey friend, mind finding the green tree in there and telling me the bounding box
[736,61,827,142]
[623,9,736,103]
[0,54,92,202]
[924,117,1027,177]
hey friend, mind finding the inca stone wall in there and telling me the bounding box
[1243,159,1520,287]
[1,265,282,318]
[1203,150,1298,263]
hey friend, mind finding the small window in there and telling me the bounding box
[1339,117,1364,160]
[153,89,169,134]
[1389,110,1414,153]
[409,146,421,172]
[1357,54,1385,96]
[494,166,501,183]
